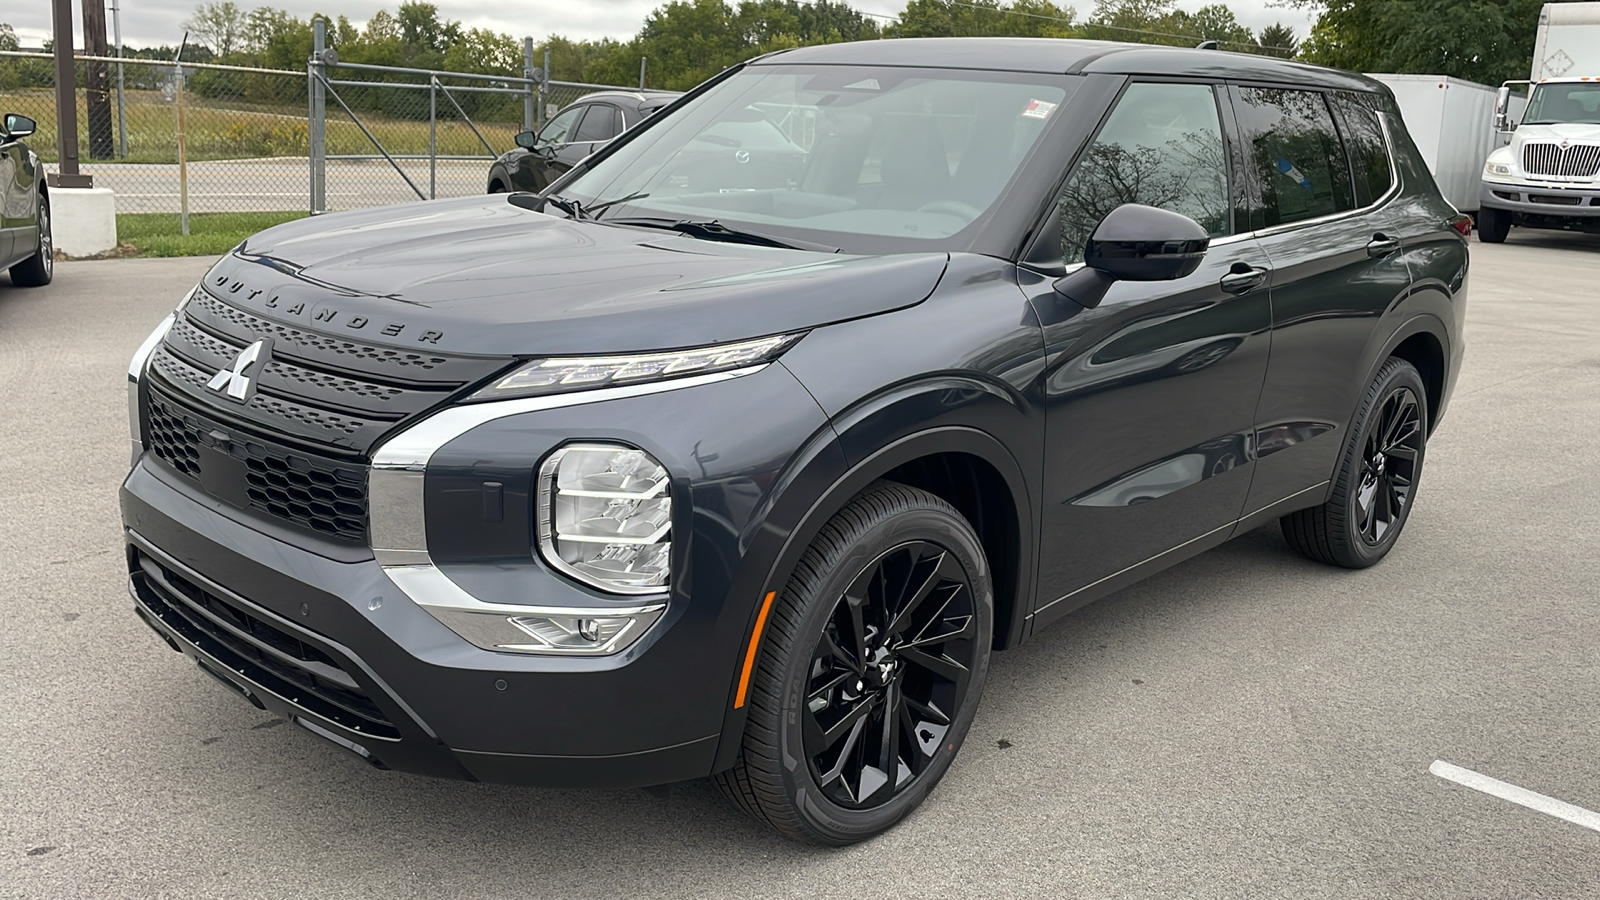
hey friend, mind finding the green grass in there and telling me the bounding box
[117,210,309,257]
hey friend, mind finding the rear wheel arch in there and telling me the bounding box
[1388,329,1446,434]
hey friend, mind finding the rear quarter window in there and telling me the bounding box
[1330,92,1394,207]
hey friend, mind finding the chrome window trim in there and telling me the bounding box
[1244,99,1402,241]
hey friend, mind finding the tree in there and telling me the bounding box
[1290,0,1549,83]
[0,22,18,51]
[185,2,249,57]
[1188,4,1253,48]
[396,2,461,56]
[1256,22,1299,59]
[893,0,1078,38]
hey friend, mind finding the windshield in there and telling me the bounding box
[1524,83,1600,125]
[561,65,1076,252]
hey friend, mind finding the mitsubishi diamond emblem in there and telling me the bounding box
[207,339,271,403]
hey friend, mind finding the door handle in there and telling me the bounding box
[1366,234,1402,257]
[1219,264,1269,295]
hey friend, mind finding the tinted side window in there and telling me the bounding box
[1058,82,1230,263]
[575,104,623,142]
[539,106,583,145]
[1330,92,1394,207]
[1235,88,1354,227]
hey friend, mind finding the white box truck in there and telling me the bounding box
[1477,2,1600,242]
[1367,74,1513,213]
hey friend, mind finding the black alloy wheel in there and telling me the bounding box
[1281,356,1428,568]
[1353,386,1422,546]
[803,540,978,809]
[715,482,993,845]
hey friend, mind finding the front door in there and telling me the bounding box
[0,133,20,265]
[1023,80,1273,623]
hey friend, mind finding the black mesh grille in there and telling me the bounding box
[142,289,510,543]
[146,388,369,542]
[147,391,204,477]
[132,547,398,739]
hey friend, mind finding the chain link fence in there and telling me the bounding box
[0,47,640,216]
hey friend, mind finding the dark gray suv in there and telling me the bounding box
[123,38,1468,845]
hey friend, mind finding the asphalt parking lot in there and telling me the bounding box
[3,231,1599,899]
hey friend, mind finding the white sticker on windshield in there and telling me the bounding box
[843,78,881,90]
[1022,99,1057,120]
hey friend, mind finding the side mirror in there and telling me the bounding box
[1053,204,1210,309]
[1493,86,1512,132]
[514,130,538,150]
[2,113,37,139]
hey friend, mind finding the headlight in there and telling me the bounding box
[538,443,672,594]
[1485,161,1513,177]
[469,333,802,401]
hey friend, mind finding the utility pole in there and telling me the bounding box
[83,0,114,158]
[111,0,127,157]
[49,0,92,187]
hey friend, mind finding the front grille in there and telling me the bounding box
[146,387,370,542]
[1529,193,1584,206]
[132,547,399,739]
[141,285,510,543]
[1522,142,1600,178]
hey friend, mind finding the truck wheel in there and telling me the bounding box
[9,192,53,287]
[714,482,993,845]
[1477,207,1510,244]
[1281,357,1427,569]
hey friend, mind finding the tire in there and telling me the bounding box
[1281,357,1428,569]
[714,481,993,845]
[9,192,53,287]
[1477,206,1510,244]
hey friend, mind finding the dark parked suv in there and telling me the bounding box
[1,113,52,287]
[123,38,1468,845]
[485,89,679,194]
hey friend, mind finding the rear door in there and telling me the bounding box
[1024,80,1274,623]
[1233,85,1414,515]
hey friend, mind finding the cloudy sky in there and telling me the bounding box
[7,0,1316,52]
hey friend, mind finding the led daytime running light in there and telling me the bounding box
[472,333,801,400]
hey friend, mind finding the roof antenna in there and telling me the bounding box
[1195,39,1219,50]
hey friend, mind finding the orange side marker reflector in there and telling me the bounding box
[734,591,777,709]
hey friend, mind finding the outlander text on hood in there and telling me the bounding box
[123,38,1468,845]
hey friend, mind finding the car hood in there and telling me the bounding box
[213,195,949,356]
[1513,122,1600,145]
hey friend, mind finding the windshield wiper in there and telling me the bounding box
[588,192,651,219]
[536,191,650,221]
[604,217,836,252]
[542,193,590,219]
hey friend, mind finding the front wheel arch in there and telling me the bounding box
[710,425,1033,777]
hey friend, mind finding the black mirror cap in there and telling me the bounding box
[3,113,37,139]
[514,130,538,150]
[1085,203,1210,282]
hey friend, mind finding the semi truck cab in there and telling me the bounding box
[1477,77,1600,242]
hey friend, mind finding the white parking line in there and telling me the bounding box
[1430,760,1600,834]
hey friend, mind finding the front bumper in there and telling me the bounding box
[121,459,720,788]
[1480,180,1600,225]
